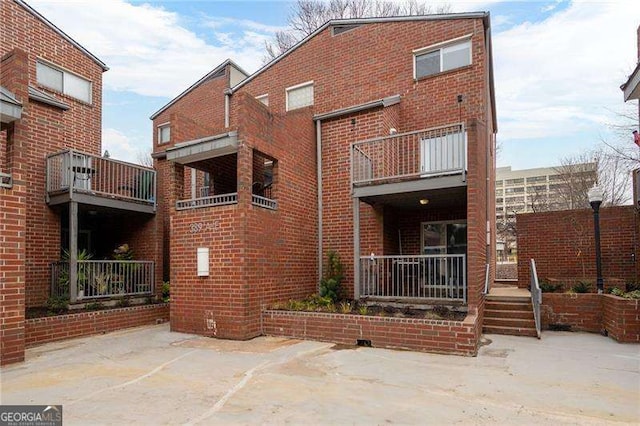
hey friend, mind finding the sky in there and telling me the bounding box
[26,0,640,170]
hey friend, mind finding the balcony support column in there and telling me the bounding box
[353,197,360,300]
[69,200,78,302]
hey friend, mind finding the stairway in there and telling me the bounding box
[483,294,538,337]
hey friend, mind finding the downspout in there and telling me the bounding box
[316,120,323,285]
[224,91,230,128]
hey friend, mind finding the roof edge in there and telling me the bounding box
[28,86,70,110]
[14,0,108,71]
[313,94,400,121]
[150,59,234,120]
[231,12,489,94]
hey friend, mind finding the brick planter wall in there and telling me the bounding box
[262,310,480,356]
[25,303,169,348]
[541,293,602,333]
[603,295,640,343]
[541,293,640,343]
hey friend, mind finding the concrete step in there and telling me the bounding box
[485,308,534,320]
[486,294,531,303]
[485,301,532,311]
[483,317,535,328]
[483,325,538,338]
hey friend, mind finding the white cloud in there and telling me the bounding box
[102,128,140,163]
[493,0,640,144]
[28,1,273,98]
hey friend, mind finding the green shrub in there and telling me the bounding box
[339,301,352,314]
[539,279,562,293]
[116,297,130,308]
[358,306,369,315]
[610,287,625,297]
[572,281,591,293]
[86,301,104,311]
[46,296,69,314]
[162,281,170,302]
[319,250,344,302]
[624,290,640,299]
[625,281,640,293]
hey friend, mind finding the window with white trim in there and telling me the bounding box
[157,124,170,144]
[414,38,472,79]
[256,94,269,106]
[286,81,314,111]
[36,61,92,103]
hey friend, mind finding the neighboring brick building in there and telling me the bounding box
[153,14,497,343]
[1,0,161,365]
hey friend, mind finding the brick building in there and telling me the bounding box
[1,0,161,365]
[152,14,497,342]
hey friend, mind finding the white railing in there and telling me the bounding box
[359,254,466,302]
[483,263,490,295]
[176,192,237,210]
[46,149,156,206]
[252,194,278,210]
[51,260,154,300]
[351,123,466,185]
[530,259,542,339]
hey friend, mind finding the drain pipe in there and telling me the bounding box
[224,90,231,128]
[316,120,323,285]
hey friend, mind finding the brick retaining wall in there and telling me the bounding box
[25,303,169,347]
[262,310,480,356]
[603,296,640,343]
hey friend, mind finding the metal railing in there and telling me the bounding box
[351,123,466,185]
[359,254,466,302]
[46,149,156,206]
[483,263,490,295]
[51,260,154,300]
[530,259,542,339]
[176,192,237,210]
[252,194,278,210]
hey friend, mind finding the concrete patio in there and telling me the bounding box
[1,324,638,425]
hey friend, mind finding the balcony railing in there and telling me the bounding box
[51,260,154,301]
[252,194,278,210]
[46,149,156,207]
[359,254,466,302]
[351,123,466,186]
[176,192,238,210]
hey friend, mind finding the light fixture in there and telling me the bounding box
[588,184,604,294]
[419,198,429,205]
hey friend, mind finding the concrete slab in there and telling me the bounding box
[1,324,638,425]
[489,286,531,298]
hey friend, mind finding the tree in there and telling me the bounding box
[136,150,154,168]
[265,0,451,60]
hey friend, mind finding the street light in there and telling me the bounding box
[588,185,604,294]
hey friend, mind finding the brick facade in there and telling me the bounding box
[154,16,496,345]
[517,206,639,287]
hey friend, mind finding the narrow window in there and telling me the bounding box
[414,37,472,79]
[256,94,269,106]
[157,123,170,144]
[286,81,314,111]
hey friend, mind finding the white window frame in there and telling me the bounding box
[157,122,171,144]
[421,220,468,255]
[413,34,473,80]
[256,94,269,106]
[36,59,93,104]
[285,81,314,112]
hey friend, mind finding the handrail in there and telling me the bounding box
[482,263,490,295]
[530,259,542,339]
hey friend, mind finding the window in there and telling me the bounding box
[157,123,170,144]
[414,37,472,79]
[505,178,524,185]
[36,61,92,103]
[286,81,313,111]
[256,94,269,106]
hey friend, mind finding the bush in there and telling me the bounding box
[46,296,69,314]
[610,287,625,297]
[572,281,592,293]
[162,281,170,302]
[319,250,344,302]
[539,279,562,293]
[86,301,104,311]
[609,287,640,299]
[625,281,640,293]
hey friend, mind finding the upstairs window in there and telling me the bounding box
[286,81,314,111]
[157,123,170,144]
[36,61,92,104]
[414,37,472,79]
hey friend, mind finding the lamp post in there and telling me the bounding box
[588,185,604,294]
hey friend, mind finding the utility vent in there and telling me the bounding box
[0,172,12,189]
[356,339,372,347]
[203,68,225,83]
[332,24,362,36]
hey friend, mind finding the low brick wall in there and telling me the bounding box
[25,303,169,347]
[541,293,640,343]
[603,295,640,343]
[541,293,602,333]
[262,310,480,356]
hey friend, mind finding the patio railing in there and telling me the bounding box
[530,259,542,339]
[351,123,466,185]
[359,254,466,302]
[176,192,238,210]
[46,149,156,206]
[51,260,155,300]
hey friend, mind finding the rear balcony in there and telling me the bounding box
[351,123,467,199]
[46,149,156,214]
